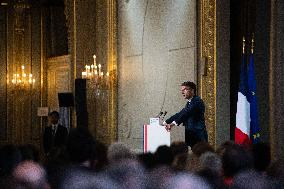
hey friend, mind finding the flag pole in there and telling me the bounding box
[251,34,254,54]
[243,36,245,54]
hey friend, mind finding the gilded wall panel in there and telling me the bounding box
[0,0,44,147]
[47,55,71,111]
[200,0,216,147]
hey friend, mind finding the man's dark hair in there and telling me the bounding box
[181,81,196,94]
[154,145,174,166]
[170,141,188,157]
[49,111,60,119]
[66,127,96,163]
[252,142,271,172]
[222,144,253,177]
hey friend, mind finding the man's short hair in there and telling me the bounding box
[49,111,59,119]
[181,81,196,94]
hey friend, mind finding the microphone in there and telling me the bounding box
[161,111,167,121]
[164,111,167,116]
[156,111,163,118]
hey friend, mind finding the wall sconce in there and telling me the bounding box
[81,55,110,97]
[81,55,110,85]
[82,55,109,79]
[9,65,35,88]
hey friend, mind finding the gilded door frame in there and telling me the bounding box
[199,0,217,147]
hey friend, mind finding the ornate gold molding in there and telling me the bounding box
[107,0,117,144]
[199,0,216,147]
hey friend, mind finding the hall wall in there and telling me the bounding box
[117,0,197,151]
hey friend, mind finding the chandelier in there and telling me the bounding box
[81,55,110,97]
[10,65,35,88]
[81,55,109,81]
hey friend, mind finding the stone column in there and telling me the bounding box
[215,0,230,146]
[269,0,284,160]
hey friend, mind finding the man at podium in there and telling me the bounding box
[163,81,208,148]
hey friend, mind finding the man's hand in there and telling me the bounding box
[165,124,173,132]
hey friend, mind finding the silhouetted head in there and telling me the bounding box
[48,111,60,125]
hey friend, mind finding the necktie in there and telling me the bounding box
[52,127,56,136]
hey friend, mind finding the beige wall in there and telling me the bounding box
[117,0,197,151]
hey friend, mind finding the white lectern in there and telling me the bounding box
[143,118,170,153]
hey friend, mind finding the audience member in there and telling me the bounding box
[92,140,108,171]
[107,142,135,163]
[146,166,174,189]
[231,170,272,189]
[165,173,212,189]
[197,152,224,189]
[185,142,214,172]
[216,140,235,156]
[12,160,50,189]
[252,142,271,172]
[222,144,254,186]
[191,142,214,157]
[66,127,96,167]
[170,141,189,157]
[59,166,117,189]
[0,144,22,177]
[172,153,190,171]
[138,152,156,170]
[199,152,222,174]
[105,159,145,189]
[154,145,174,167]
[2,136,284,189]
[19,144,40,162]
[46,127,96,189]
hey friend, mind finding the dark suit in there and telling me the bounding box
[43,124,68,154]
[165,95,208,147]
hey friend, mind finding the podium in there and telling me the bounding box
[143,118,171,153]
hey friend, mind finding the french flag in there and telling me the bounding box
[235,52,260,145]
[235,53,251,145]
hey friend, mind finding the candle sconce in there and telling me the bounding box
[81,55,110,97]
[8,65,36,90]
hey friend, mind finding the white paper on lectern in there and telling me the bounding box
[150,118,160,126]
[143,124,170,153]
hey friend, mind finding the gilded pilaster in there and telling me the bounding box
[199,0,216,147]
[91,0,117,145]
[107,0,117,144]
